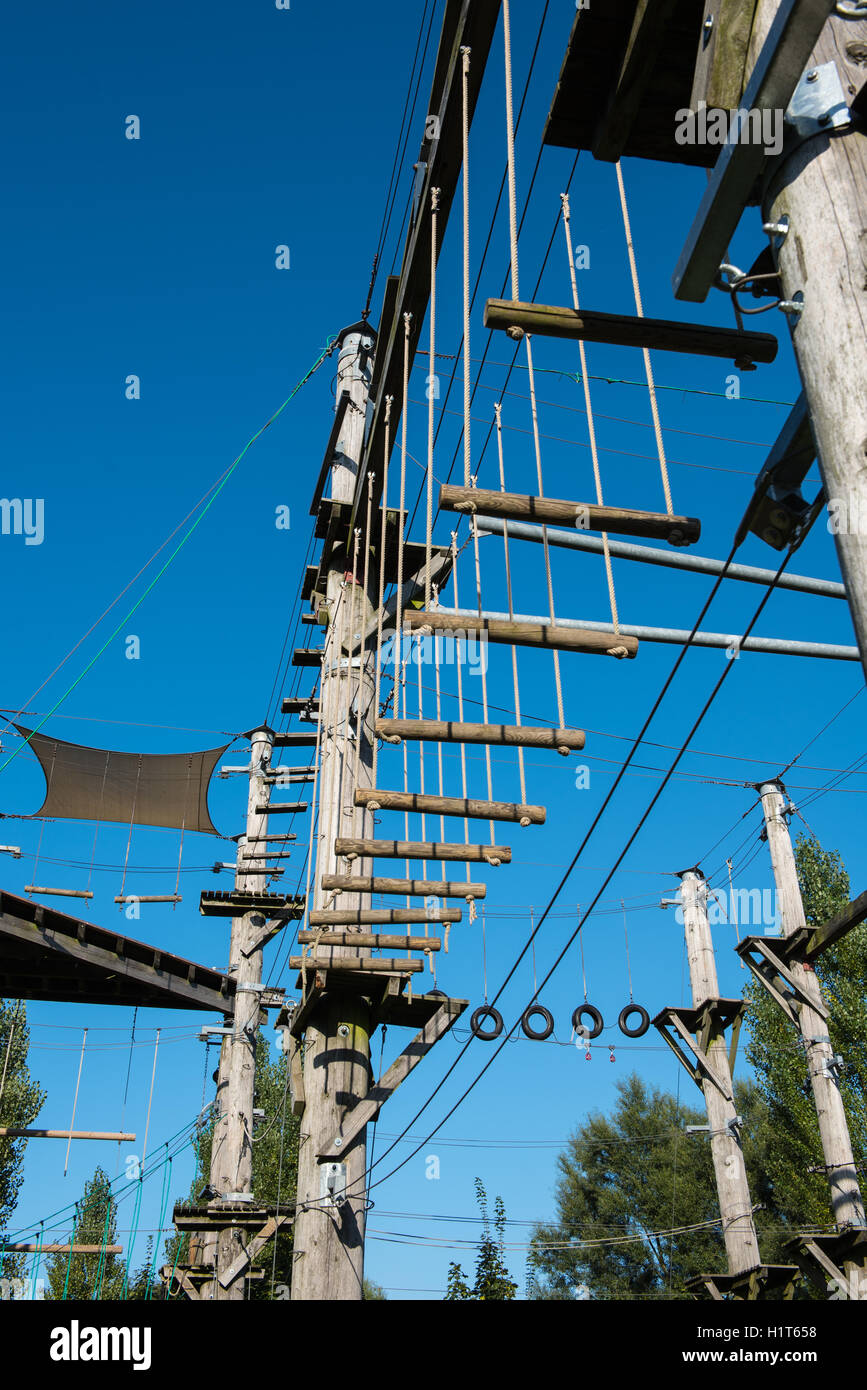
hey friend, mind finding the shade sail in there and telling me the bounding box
[14,726,230,836]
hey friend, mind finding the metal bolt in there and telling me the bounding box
[807,68,819,82]
[703,14,714,46]
[819,111,832,125]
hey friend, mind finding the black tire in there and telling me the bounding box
[572,1004,603,1040]
[520,1005,555,1041]
[618,1003,650,1038]
[470,1005,504,1040]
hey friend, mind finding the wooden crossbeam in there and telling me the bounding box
[299,931,442,951]
[113,895,182,905]
[376,717,585,751]
[289,956,425,974]
[484,297,777,365]
[0,1128,135,1140]
[806,889,867,959]
[257,802,308,815]
[439,483,701,546]
[23,886,93,900]
[592,0,681,161]
[320,874,485,899]
[354,786,546,825]
[318,997,466,1159]
[308,907,461,926]
[272,731,318,748]
[736,935,829,1024]
[403,609,639,659]
[218,1213,294,1291]
[335,837,511,864]
[2,1243,123,1255]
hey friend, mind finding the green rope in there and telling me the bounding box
[121,1178,144,1299]
[60,1204,78,1301]
[146,1156,173,1301]
[165,1232,188,1301]
[28,1222,44,1299]
[93,1199,113,1300]
[0,334,338,777]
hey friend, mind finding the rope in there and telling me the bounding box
[60,1205,77,1301]
[614,162,673,516]
[470,509,496,838]
[353,474,374,835]
[426,188,440,608]
[119,758,143,902]
[450,535,471,855]
[621,899,633,1001]
[141,1027,160,1166]
[461,47,473,486]
[524,337,568,725]
[64,1029,87,1177]
[494,403,527,807]
[395,314,412,680]
[577,905,588,1002]
[502,0,520,302]
[372,397,393,787]
[560,193,620,634]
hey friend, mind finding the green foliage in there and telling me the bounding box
[744,833,867,1229]
[444,1178,517,1300]
[362,1278,388,1299]
[0,1001,46,1257]
[45,1166,126,1300]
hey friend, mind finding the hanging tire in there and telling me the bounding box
[572,1004,603,1040]
[470,1005,504,1040]
[618,1003,650,1038]
[520,1005,554,1041]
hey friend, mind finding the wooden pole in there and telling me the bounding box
[679,869,762,1275]
[757,780,866,1292]
[205,725,273,1301]
[748,3,867,680]
[292,322,378,1302]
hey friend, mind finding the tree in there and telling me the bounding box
[362,1278,388,1300]
[444,1178,517,1300]
[46,1166,126,1300]
[744,833,867,1230]
[0,1000,46,1286]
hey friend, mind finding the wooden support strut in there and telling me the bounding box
[320,874,486,899]
[354,786,546,825]
[0,1128,136,1140]
[308,907,462,926]
[483,297,777,365]
[376,717,585,752]
[439,483,701,547]
[289,956,425,974]
[298,931,442,950]
[402,608,639,659]
[335,838,511,865]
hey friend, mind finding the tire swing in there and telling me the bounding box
[617,899,649,1038]
[470,1005,503,1041]
[571,1003,603,1040]
[520,1004,554,1041]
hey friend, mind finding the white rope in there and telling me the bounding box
[352,473,375,836]
[425,188,440,608]
[524,336,567,731]
[372,397,393,788]
[461,46,473,485]
[502,0,520,302]
[614,161,673,516]
[64,1029,88,1177]
[451,533,471,855]
[494,403,527,808]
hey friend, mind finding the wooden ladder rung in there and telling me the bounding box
[321,874,486,899]
[334,838,511,865]
[440,483,700,547]
[402,609,638,659]
[354,787,545,825]
[298,931,442,950]
[376,718,585,751]
[24,886,93,900]
[308,907,462,926]
[257,803,308,815]
[113,895,182,905]
[483,297,777,365]
[289,956,425,973]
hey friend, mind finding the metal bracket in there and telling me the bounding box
[320,1161,348,1205]
[786,62,851,141]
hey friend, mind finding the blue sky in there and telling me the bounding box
[1,0,863,1299]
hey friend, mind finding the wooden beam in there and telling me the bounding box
[0,1128,135,1140]
[320,874,485,899]
[335,837,511,864]
[690,0,760,110]
[318,998,465,1159]
[439,483,701,546]
[272,731,318,748]
[403,609,639,659]
[23,886,93,900]
[308,907,461,926]
[593,0,681,161]
[299,932,442,950]
[257,802,308,815]
[354,786,546,825]
[1,1243,123,1254]
[218,1214,294,1291]
[376,718,585,751]
[806,890,867,959]
[484,297,777,365]
[113,895,182,905]
[289,956,425,974]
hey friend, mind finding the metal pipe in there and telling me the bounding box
[476,516,845,600]
[439,607,860,661]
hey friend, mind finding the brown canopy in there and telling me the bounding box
[14,726,230,837]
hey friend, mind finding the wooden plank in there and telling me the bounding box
[1,1243,123,1255]
[257,802,308,815]
[439,484,701,546]
[376,718,585,751]
[318,999,465,1159]
[484,298,777,365]
[355,787,546,825]
[0,1128,135,1140]
[113,895,182,905]
[289,956,425,974]
[320,874,485,899]
[272,731,318,748]
[292,649,323,667]
[806,889,867,960]
[690,0,760,110]
[281,697,320,714]
[218,1214,294,1291]
[403,609,639,659]
[23,886,93,900]
[335,837,511,864]
[308,907,461,925]
[299,932,442,950]
[593,0,681,161]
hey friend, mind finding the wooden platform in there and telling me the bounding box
[686,1264,800,1301]
[354,787,546,825]
[286,971,467,1034]
[290,955,426,974]
[173,1202,293,1233]
[403,609,639,659]
[783,1229,867,1297]
[376,718,585,751]
[199,890,306,919]
[320,874,486,899]
[335,837,511,864]
[484,298,777,366]
[439,483,701,546]
[292,649,323,667]
[272,731,318,749]
[258,802,308,815]
[281,697,320,716]
[298,931,442,951]
[308,907,462,926]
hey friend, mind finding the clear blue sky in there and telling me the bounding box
[1,0,862,1299]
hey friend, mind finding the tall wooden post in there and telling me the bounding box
[291,323,378,1301]
[757,780,866,1290]
[750,3,867,679]
[206,725,273,1300]
[679,869,762,1275]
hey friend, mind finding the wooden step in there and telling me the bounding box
[290,956,425,973]
[309,907,462,926]
[199,890,306,918]
[402,609,639,659]
[376,717,585,751]
[354,787,546,825]
[439,483,700,547]
[335,838,511,865]
[114,895,182,905]
[257,802,308,815]
[321,874,486,899]
[272,731,318,748]
[292,648,324,667]
[483,297,778,366]
[24,886,94,900]
[298,931,442,950]
[281,697,320,715]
